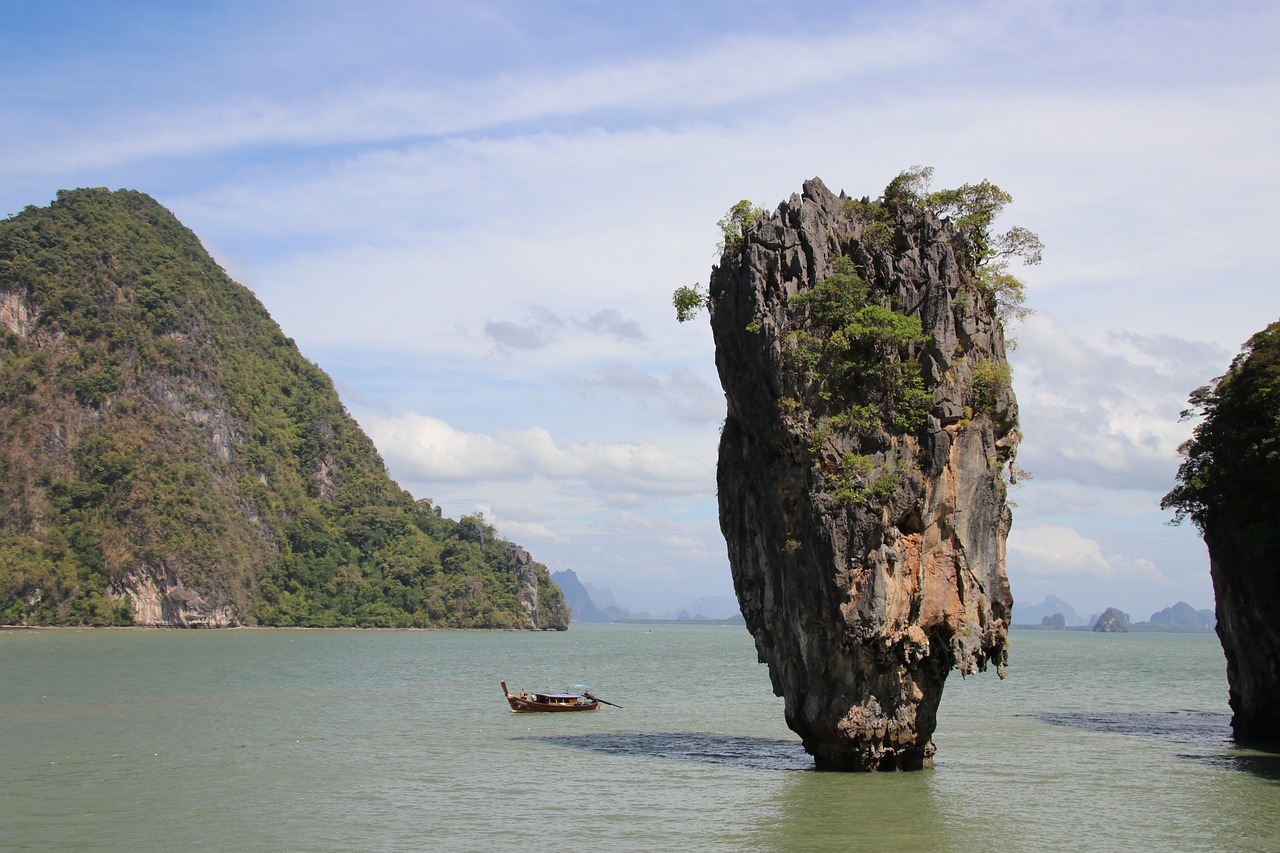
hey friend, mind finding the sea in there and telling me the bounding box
[2,624,1277,852]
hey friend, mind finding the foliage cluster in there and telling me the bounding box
[829,452,902,507]
[880,166,1041,327]
[966,358,1013,417]
[0,189,568,628]
[844,197,893,251]
[671,199,766,324]
[781,255,930,507]
[787,256,932,438]
[717,199,765,255]
[1162,320,1280,546]
[672,283,707,324]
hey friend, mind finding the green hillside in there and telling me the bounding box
[0,188,568,629]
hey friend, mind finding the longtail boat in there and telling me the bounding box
[501,680,618,712]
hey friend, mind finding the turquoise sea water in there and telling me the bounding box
[2,625,1276,851]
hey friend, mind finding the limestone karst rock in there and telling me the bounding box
[1163,319,1280,743]
[707,177,1019,770]
[1092,607,1130,633]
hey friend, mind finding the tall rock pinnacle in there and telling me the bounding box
[708,177,1019,770]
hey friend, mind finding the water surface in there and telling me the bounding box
[2,626,1275,851]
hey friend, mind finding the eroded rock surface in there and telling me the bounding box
[708,178,1018,770]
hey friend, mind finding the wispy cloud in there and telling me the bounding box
[484,307,566,352]
[574,309,645,342]
[574,364,722,425]
[1007,524,1169,584]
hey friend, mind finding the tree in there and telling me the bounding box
[1162,319,1280,540]
[717,199,765,254]
[672,284,707,323]
[883,167,1041,326]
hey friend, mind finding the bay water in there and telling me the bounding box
[2,624,1277,851]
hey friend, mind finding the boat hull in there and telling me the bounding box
[502,681,599,712]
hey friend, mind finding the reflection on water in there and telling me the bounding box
[1032,709,1233,748]
[1035,709,1280,784]
[1183,750,1280,782]
[525,731,813,771]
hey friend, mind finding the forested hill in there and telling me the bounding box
[0,188,568,629]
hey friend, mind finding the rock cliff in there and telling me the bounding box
[1206,529,1280,741]
[708,177,1018,770]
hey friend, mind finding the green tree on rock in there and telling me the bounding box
[1163,320,1280,539]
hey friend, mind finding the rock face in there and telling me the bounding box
[708,178,1017,771]
[1207,532,1280,741]
[111,565,240,628]
[1092,608,1130,633]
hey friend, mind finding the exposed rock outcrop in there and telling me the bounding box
[708,178,1017,770]
[111,565,240,627]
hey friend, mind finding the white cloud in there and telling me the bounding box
[359,412,713,505]
[360,412,519,479]
[464,503,568,545]
[1008,525,1115,578]
[1007,524,1175,586]
[1011,315,1229,492]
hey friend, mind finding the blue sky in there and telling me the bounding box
[3,0,1277,619]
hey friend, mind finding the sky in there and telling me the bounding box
[2,0,1277,620]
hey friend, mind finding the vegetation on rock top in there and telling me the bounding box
[1163,319,1280,545]
[680,167,1038,511]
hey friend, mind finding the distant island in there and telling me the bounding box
[1012,595,1214,633]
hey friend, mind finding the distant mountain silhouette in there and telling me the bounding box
[551,570,616,623]
[1013,594,1086,626]
[1148,602,1215,629]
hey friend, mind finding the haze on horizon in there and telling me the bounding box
[2,0,1277,619]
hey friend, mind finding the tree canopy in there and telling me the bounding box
[1162,319,1280,545]
[882,166,1040,326]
